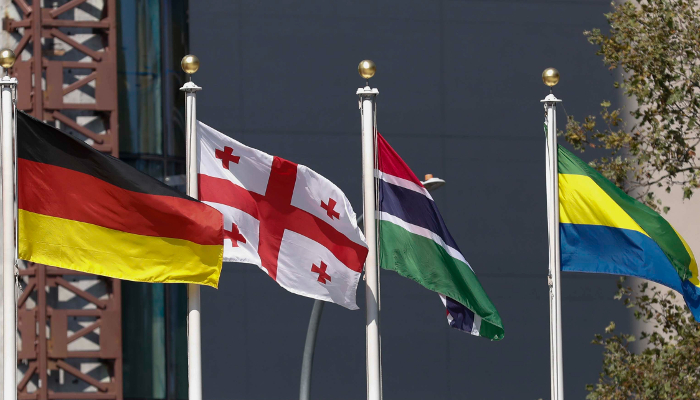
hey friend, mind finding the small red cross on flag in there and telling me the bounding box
[215,146,240,169]
[320,198,340,220]
[311,261,331,284]
[224,223,246,247]
[197,122,367,309]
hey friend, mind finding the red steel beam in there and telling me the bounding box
[6,1,123,399]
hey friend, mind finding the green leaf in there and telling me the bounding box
[564,0,700,214]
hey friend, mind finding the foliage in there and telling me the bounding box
[584,278,700,399]
[562,0,700,211]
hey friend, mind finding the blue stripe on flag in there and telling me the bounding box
[562,222,700,321]
[445,296,476,333]
[560,223,683,293]
[378,179,460,251]
[682,280,700,321]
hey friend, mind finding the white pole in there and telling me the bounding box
[544,110,556,400]
[358,79,380,400]
[542,92,563,400]
[181,65,202,400]
[1,70,17,400]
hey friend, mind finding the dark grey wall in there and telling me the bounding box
[191,1,630,399]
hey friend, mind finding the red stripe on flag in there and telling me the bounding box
[254,156,297,280]
[199,157,368,278]
[199,174,260,219]
[19,159,223,246]
[376,133,425,187]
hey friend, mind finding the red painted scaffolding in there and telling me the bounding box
[3,0,122,398]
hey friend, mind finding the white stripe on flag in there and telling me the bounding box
[471,315,482,336]
[440,294,455,325]
[374,170,433,200]
[377,211,473,272]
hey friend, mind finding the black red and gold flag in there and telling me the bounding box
[17,111,223,287]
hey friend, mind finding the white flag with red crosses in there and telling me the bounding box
[197,122,368,309]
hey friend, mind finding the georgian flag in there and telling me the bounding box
[197,122,368,309]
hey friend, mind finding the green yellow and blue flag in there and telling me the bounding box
[558,145,700,320]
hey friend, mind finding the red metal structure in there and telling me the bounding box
[4,0,118,154]
[3,0,122,398]
[17,264,122,399]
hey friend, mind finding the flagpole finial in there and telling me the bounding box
[0,49,16,71]
[181,54,200,75]
[542,68,560,87]
[358,60,376,80]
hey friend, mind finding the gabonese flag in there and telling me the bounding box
[17,111,224,287]
[376,133,504,340]
[198,122,368,309]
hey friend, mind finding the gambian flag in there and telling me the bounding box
[376,133,504,340]
[559,145,700,319]
[17,111,224,287]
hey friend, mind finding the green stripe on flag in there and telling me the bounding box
[557,145,589,176]
[378,220,504,340]
[557,145,693,280]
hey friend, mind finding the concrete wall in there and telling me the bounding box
[189,1,635,399]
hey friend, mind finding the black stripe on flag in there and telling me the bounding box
[17,111,189,199]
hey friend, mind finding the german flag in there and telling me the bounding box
[17,111,224,287]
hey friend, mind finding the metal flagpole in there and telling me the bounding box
[541,68,563,400]
[0,48,18,400]
[542,76,557,400]
[544,104,556,400]
[181,54,203,400]
[299,299,324,400]
[357,60,381,400]
[299,176,444,400]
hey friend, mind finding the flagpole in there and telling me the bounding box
[542,68,563,400]
[0,49,18,400]
[181,54,203,400]
[542,77,557,400]
[357,60,381,400]
[544,108,556,400]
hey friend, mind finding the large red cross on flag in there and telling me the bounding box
[197,122,368,309]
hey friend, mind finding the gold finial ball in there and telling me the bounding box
[542,68,560,87]
[0,49,16,69]
[358,60,376,80]
[181,54,200,75]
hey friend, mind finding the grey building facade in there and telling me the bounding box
[190,1,632,399]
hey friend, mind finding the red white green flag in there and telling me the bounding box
[376,133,504,340]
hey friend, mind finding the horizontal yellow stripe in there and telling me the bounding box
[674,226,699,286]
[19,210,223,288]
[558,173,649,237]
